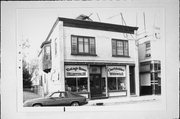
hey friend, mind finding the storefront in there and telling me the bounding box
[140,60,161,95]
[64,64,129,99]
[107,66,127,97]
[65,65,89,98]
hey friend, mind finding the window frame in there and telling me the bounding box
[65,78,88,93]
[71,35,97,56]
[108,77,126,91]
[145,41,151,58]
[112,39,129,57]
[44,44,51,60]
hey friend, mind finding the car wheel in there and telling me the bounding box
[33,104,42,107]
[71,102,79,106]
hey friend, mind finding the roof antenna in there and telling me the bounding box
[96,13,101,22]
[106,13,119,19]
[143,12,146,33]
[120,12,127,26]
[88,13,93,17]
[76,13,93,21]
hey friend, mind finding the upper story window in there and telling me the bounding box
[145,41,151,58]
[44,45,51,60]
[71,35,96,56]
[112,39,129,57]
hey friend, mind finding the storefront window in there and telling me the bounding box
[65,78,88,93]
[108,77,126,91]
[78,78,88,92]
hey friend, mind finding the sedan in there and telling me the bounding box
[23,91,88,107]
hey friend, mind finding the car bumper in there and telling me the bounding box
[81,101,88,105]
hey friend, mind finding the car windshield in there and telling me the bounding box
[46,93,53,97]
[46,92,67,98]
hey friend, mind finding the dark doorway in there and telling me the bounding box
[90,74,106,99]
[130,66,136,95]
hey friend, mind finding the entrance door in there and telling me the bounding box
[129,66,136,95]
[90,74,105,99]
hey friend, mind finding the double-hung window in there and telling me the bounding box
[112,39,129,57]
[145,41,151,58]
[71,35,96,55]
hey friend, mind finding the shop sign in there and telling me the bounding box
[107,66,126,77]
[65,65,88,78]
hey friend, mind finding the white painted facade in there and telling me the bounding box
[138,35,162,62]
[39,18,140,98]
[64,27,137,63]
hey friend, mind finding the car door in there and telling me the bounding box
[45,92,62,106]
[57,92,70,106]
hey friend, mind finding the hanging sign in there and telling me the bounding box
[65,65,88,78]
[107,66,126,77]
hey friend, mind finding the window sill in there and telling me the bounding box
[109,90,127,92]
[112,55,130,58]
[71,53,97,56]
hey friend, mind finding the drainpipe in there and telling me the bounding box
[105,65,108,97]
[126,65,130,97]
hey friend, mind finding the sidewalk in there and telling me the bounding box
[86,95,161,106]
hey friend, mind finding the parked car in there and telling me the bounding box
[23,91,88,107]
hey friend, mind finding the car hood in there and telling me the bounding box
[23,97,49,106]
[25,97,49,103]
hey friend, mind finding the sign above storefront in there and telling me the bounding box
[65,65,88,78]
[107,66,126,77]
[89,66,101,74]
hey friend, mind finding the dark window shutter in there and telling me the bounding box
[124,41,129,56]
[71,36,78,54]
[89,38,95,54]
[112,40,116,56]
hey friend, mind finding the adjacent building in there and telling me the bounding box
[138,26,161,95]
[38,17,139,99]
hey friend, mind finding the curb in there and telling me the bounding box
[86,97,159,106]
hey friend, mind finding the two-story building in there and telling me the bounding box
[38,17,139,99]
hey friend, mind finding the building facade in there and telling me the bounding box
[39,17,139,99]
[138,26,161,95]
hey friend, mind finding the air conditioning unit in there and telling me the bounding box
[145,53,151,57]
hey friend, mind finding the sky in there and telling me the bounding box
[17,8,162,62]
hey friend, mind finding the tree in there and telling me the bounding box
[23,60,32,88]
[22,38,32,89]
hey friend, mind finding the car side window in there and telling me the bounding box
[60,92,66,98]
[51,93,60,98]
